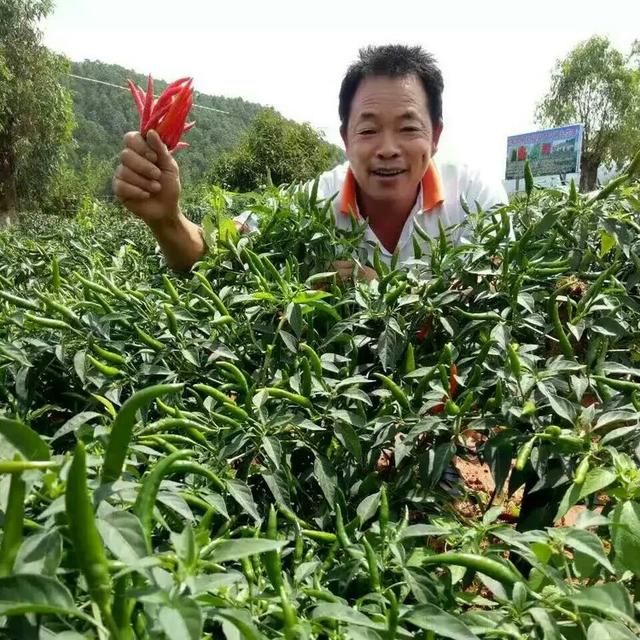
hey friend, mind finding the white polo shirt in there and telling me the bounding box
[236,158,508,266]
[320,159,507,265]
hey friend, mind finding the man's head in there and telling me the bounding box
[338,45,444,207]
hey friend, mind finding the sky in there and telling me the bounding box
[42,0,639,186]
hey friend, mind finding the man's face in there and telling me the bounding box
[341,74,443,204]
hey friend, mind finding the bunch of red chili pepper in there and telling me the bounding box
[127,75,195,152]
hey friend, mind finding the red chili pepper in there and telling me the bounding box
[127,74,195,152]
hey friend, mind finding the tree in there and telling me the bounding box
[536,36,640,191]
[0,0,74,222]
[209,108,344,192]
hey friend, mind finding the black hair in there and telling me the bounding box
[338,44,444,134]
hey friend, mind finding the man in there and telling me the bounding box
[113,44,507,273]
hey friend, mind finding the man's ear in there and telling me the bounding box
[432,119,444,155]
[340,126,349,153]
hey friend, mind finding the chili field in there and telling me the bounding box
[1,164,640,639]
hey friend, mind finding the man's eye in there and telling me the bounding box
[358,130,375,135]
[402,127,420,132]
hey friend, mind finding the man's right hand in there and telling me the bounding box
[112,130,181,227]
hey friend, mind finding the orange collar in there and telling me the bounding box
[339,162,444,218]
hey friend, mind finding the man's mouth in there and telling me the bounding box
[371,168,406,177]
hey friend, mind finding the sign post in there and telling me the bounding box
[506,124,583,190]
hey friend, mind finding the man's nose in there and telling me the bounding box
[376,131,401,158]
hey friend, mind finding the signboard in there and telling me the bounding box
[505,124,583,180]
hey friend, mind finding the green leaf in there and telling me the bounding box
[207,538,287,563]
[555,468,616,521]
[159,596,203,640]
[378,318,404,371]
[334,421,362,462]
[313,455,336,506]
[0,417,50,461]
[96,510,148,565]
[587,621,637,640]
[404,603,479,640]
[226,479,261,523]
[599,229,617,257]
[213,608,265,640]
[528,607,561,640]
[570,583,634,622]
[13,530,62,576]
[0,574,87,620]
[51,411,102,442]
[561,527,614,573]
[312,603,381,629]
[545,393,576,423]
[356,492,381,525]
[610,500,640,577]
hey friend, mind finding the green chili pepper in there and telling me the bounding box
[515,436,537,471]
[300,355,312,397]
[452,307,502,322]
[592,375,640,393]
[403,343,416,375]
[36,293,81,327]
[133,449,193,549]
[65,442,115,629]
[569,179,578,205]
[522,399,537,416]
[387,589,399,638]
[390,247,400,271]
[87,355,123,377]
[300,343,323,378]
[24,313,71,331]
[508,343,522,380]
[445,399,461,416]
[301,529,337,543]
[101,383,184,484]
[574,456,590,485]
[209,411,244,429]
[466,339,493,390]
[362,535,381,591]
[75,272,112,297]
[422,552,522,586]
[550,297,574,360]
[0,465,25,576]
[0,460,57,474]
[262,387,312,409]
[169,460,226,492]
[194,383,248,420]
[412,235,423,259]
[0,290,41,311]
[91,343,126,366]
[374,373,410,412]
[384,280,407,306]
[133,323,164,352]
[263,505,283,590]
[279,585,298,640]
[335,504,351,550]
[262,255,290,295]
[162,274,180,304]
[216,361,249,396]
[163,304,179,336]
[194,271,229,315]
[586,174,629,206]
[97,273,131,302]
[51,256,61,292]
[576,260,619,315]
